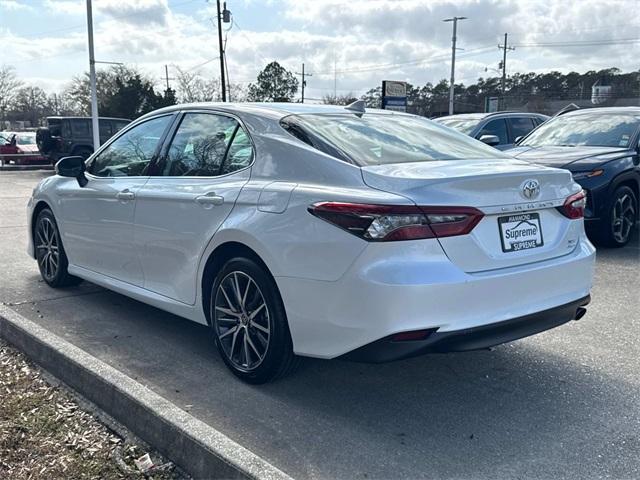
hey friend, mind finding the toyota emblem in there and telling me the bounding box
[521,179,540,199]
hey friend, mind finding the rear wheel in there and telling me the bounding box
[34,209,82,287]
[210,257,298,384]
[598,186,637,248]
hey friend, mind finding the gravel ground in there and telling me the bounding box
[0,339,186,480]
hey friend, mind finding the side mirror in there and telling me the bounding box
[479,134,500,147]
[55,156,88,187]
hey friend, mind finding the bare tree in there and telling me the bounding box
[174,66,221,103]
[12,86,49,127]
[0,65,23,127]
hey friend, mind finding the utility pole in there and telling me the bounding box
[163,65,175,92]
[295,63,312,103]
[443,16,466,115]
[216,0,227,101]
[86,0,99,150]
[498,33,515,108]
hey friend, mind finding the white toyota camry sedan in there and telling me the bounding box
[27,102,595,383]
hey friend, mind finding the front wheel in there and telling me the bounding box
[210,257,298,384]
[598,186,637,248]
[34,209,82,287]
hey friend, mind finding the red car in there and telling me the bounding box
[0,131,48,166]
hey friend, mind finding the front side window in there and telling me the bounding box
[162,113,248,176]
[478,119,508,145]
[521,112,640,148]
[281,113,508,166]
[508,117,535,140]
[89,115,172,177]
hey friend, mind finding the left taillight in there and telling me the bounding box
[308,202,484,241]
[558,190,586,219]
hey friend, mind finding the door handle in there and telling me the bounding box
[195,192,224,206]
[116,189,135,201]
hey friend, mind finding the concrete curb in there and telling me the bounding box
[0,304,292,480]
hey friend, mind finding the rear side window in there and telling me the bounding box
[478,119,508,145]
[281,113,509,166]
[162,113,243,176]
[508,117,535,141]
[99,121,113,138]
[221,128,254,175]
[113,121,130,133]
[70,119,91,137]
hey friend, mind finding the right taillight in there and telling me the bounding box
[308,202,484,241]
[558,190,586,219]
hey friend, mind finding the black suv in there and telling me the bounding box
[36,116,131,164]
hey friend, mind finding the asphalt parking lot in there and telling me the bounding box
[1,170,639,479]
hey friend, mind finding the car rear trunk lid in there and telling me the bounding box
[361,158,583,272]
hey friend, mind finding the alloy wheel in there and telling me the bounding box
[611,193,636,244]
[36,217,59,281]
[213,271,271,372]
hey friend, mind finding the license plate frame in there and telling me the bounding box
[498,212,544,253]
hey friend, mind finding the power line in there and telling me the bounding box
[513,38,640,47]
[312,45,496,76]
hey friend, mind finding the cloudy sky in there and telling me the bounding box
[1,0,638,101]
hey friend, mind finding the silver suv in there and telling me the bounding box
[436,112,548,150]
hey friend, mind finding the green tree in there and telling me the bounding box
[247,61,298,102]
[65,65,176,119]
[360,86,382,108]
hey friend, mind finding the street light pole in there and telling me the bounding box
[86,0,99,150]
[443,16,466,115]
[216,0,227,102]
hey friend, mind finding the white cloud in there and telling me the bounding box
[0,0,32,10]
[3,0,638,97]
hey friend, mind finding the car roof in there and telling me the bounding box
[559,106,640,117]
[438,111,547,121]
[141,102,403,121]
[46,116,131,121]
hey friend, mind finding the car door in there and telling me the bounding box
[134,111,253,305]
[56,114,174,286]
[477,118,509,149]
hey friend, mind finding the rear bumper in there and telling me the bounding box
[341,295,590,362]
[278,235,595,359]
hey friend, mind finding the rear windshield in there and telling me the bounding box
[521,112,640,148]
[281,113,508,166]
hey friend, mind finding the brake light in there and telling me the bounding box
[308,202,484,241]
[558,191,586,219]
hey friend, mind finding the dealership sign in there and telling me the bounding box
[382,81,407,112]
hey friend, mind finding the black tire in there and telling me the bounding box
[36,128,54,154]
[596,185,637,248]
[73,147,93,160]
[210,257,299,384]
[34,209,83,288]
